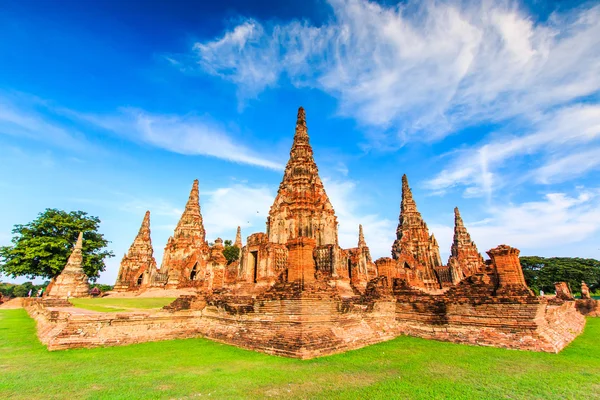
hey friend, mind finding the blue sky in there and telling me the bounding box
[1,0,599,284]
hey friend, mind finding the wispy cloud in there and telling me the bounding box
[0,92,284,171]
[323,178,396,258]
[425,104,600,198]
[431,188,600,259]
[202,183,275,240]
[0,92,89,151]
[183,0,600,142]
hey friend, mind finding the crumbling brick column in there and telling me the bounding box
[555,282,574,300]
[486,245,533,296]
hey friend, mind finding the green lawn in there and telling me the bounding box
[1,309,599,399]
[69,297,176,312]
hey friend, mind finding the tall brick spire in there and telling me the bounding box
[391,174,441,289]
[173,179,206,243]
[64,232,84,272]
[358,224,367,248]
[114,211,157,291]
[392,175,438,263]
[159,179,209,282]
[447,207,484,280]
[234,226,242,249]
[267,107,338,246]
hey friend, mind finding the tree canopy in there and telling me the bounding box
[223,239,240,265]
[0,209,114,281]
[520,256,600,295]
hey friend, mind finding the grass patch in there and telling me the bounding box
[69,297,176,312]
[1,309,599,399]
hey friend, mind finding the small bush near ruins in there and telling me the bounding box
[1,309,599,400]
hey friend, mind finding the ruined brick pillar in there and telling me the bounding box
[555,282,574,300]
[581,281,591,300]
[486,245,533,296]
[287,237,317,284]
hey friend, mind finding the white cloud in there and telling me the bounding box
[0,93,89,151]
[77,108,285,171]
[324,178,396,258]
[186,0,600,141]
[0,92,284,171]
[202,184,275,242]
[532,147,600,184]
[425,104,600,197]
[433,188,600,259]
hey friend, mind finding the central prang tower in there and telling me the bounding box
[240,107,354,287]
[267,107,338,246]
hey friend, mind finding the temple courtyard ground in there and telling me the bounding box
[69,297,176,313]
[1,308,599,399]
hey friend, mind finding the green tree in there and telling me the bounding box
[0,209,114,281]
[223,239,240,265]
[520,256,600,295]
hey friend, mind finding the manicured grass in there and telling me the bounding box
[69,297,176,312]
[1,309,599,400]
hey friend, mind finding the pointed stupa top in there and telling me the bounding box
[234,226,242,248]
[401,174,417,215]
[358,224,367,248]
[452,207,472,248]
[448,206,485,275]
[63,232,85,274]
[454,207,463,225]
[294,106,309,144]
[173,179,206,243]
[392,174,441,270]
[75,231,83,250]
[268,107,338,246]
[429,233,439,247]
[126,211,153,255]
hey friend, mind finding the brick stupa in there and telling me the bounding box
[114,211,157,291]
[45,232,90,298]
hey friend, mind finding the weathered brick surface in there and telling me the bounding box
[114,211,157,291]
[575,299,600,317]
[45,232,90,298]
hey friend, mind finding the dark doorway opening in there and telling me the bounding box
[137,274,143,286]
[190,262,198,280]
[251,251,258,283]
[348,259,352,280]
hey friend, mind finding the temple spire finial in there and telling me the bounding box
[294,106,309,143]
[74,231,83,250]
[235,226,242,248]
[358,224,367,248]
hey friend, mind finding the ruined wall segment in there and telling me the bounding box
[114,211,157,291]
[46,232,90,298]
[487,245,534,297]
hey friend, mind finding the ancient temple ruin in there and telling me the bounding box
[45,232,90,298]
[114,211,157,291]
[27,107,592,358]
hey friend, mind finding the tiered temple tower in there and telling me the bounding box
[391,175,441,289]
[447,207,485,284]
[158,180,210,288]
[114,211,157,291]
[241,107,344,286]
[267,107,338,246]
[46,232,90,298]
